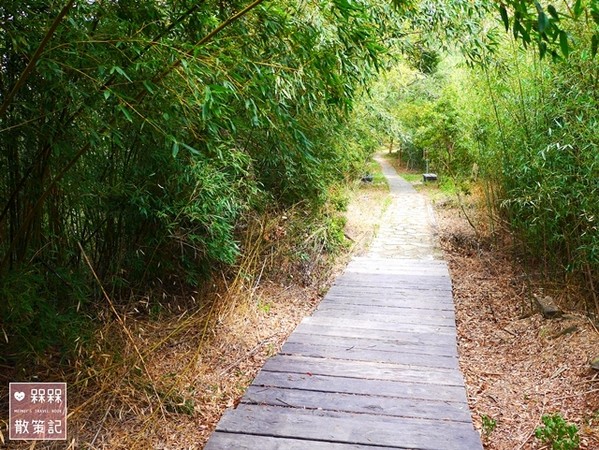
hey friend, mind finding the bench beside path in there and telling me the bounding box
[205,157,483,449]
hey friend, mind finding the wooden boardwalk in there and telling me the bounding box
[205,160,482,449]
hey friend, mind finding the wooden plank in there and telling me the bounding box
[293,322,457,347]
[242,385,473,422]
[328,281,452,291]
[336,280,451,293]
[336,272,452,285]
[325,285,455,301]
[323,295,454,306]
[329,280,451,290]
[301,316,456,335]
[337,269,451,278]
[317,301,455,315]
[345,267,450,277]
[333,285,452,294]
[324,291,454,304]
[205,432,392,450]
[347,261,448,270]
[285,332,458,357]
[346,266,449,276]
[214,404,483,450]
[322,294,455,311]
[261,354,466,386]
[350,257,448,267]
[280,341,459,369]
[333,279,453,292]
[313,308,455,327]
[253,366,468,403]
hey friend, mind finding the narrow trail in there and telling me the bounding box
[204,157,483,449]
[368,155,441,260]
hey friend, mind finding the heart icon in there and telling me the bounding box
[14,391,25,401]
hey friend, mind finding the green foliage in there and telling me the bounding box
[481,414,497,437]
[469,26,599,296]
[535,414,580,450]
[372,13,599,306]
[0,265,91,356]
[499,0,599,59]
[406,44,441,74]
[3,0,595,363]
[359,60,477,177]
[0,0,405,357]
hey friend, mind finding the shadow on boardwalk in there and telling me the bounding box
[204,158,483,449]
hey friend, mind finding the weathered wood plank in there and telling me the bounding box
[325,285,455,301]
[293,322,457,347]
[337,269,451,278]
[336,272,452,284]
[285,332,458,356]
[344,270,451,279]
[333,279,453,292]
[261,354,466,386]
[331,280,452,298]
[329,279,451,288]
[205,432,393,450]
[350,257,448,267]
[323,294,454,306]
[253,370,468,403]
[322,294,455,310]
[242,385,473,422]
[280,341,459,369]
[346,262,449,274]
[317,301,456,316]
[214,404,482,450]
[331,280,449,292]
[313,308,455,326]
[346,267,449,276]
[301,316,456,335]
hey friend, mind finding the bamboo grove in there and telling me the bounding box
[1,0,598,357]
[0,0,407,355]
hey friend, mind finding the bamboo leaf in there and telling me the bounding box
[537,11,549,33]
[547,5,559,20]
[117,104,133,122]
[573,0,583,18]
[500,5,510,32]
[110,66,132,82]
[539,41,548,58]
[143,81,155,94]
[180,142,201,156]
[559,30,569,58]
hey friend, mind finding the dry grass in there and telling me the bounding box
[423,179,599,449]
[384,152,599,448]
[0,175,390,449]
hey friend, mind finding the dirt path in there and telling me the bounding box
[369,155,440,259]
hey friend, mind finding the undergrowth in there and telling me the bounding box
[0,172,370,448]
[535,414,580,450]
[369,44,598,314]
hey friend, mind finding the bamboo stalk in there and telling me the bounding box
[0,0,76,118]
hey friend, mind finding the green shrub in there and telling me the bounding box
[534,414,580,450]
